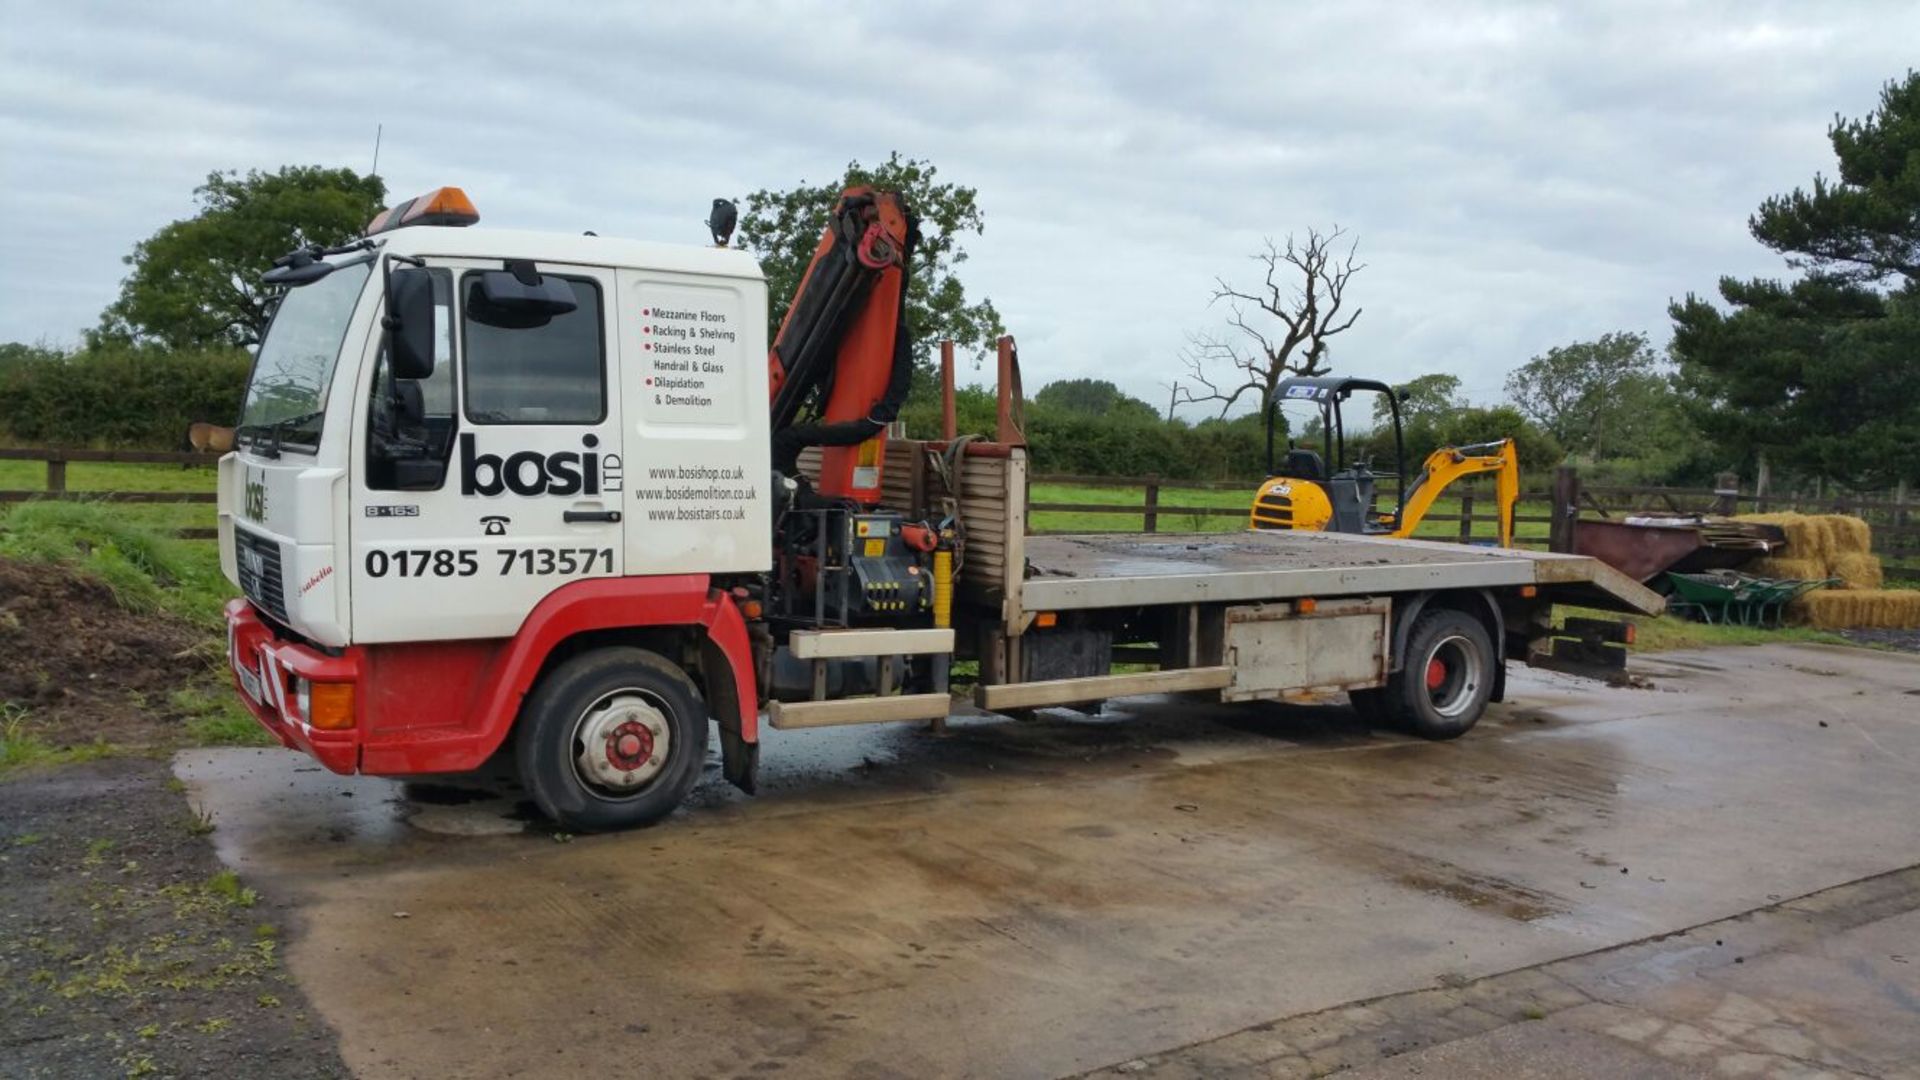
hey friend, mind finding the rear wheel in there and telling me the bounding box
[515,647,708,832]
[1367,608,1497,740]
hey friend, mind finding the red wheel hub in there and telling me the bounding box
[605,720,655,772]
[1426,657,1448,690]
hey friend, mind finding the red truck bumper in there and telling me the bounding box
[225,599,363,775]
[220,576,759,781]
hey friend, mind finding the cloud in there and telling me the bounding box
[2,0,1912,414]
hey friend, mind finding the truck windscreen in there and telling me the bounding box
[237,260,372,453]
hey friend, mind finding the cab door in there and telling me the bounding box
[351,262,623,644]
[617,269,769,576]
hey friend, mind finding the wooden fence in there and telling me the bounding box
[0,448,220,540]
[1562,476,1919,565]
[2,447,1915,574]
[1028,472,1555,547]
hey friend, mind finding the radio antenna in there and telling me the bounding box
[370,123,383,179]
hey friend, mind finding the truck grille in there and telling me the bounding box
[234,526,289,623]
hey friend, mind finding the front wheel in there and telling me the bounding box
[515,647,709,832]
[1368,608,1497,740]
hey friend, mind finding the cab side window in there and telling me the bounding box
[461,275,605,424]
[366,270,456,491]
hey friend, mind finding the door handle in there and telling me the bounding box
[563,509,622,524]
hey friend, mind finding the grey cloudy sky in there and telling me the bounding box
[2,1,1913,415]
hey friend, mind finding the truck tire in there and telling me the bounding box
[514,646,709,832]
[1370,608,1496,740]
[1390,607,1505,737]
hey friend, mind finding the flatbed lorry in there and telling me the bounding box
[219,186,1661,830]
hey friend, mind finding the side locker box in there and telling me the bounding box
[1221,598,1389,702]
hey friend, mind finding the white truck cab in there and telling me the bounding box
[222,189,775,824]
[222,193,769,647]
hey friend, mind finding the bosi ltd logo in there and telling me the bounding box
[459,434,622,498]
[243,468,268,521]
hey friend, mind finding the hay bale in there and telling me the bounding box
[1828,551,1885,591]
[1737,512,1876,586]
[1737,512,1837,559]
[1791,589,1920,629]
[1824,514,1872,554]
[1747,556,1826,582]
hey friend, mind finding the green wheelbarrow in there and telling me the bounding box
[1664,571,1836,627]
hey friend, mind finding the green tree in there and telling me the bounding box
[1427,405,1563,474]
[1033,377,1159,421]
[735,153,1004,370]
[1374,372,1462,424]
[1504,331,1662,460]
[0,344,251,447]
[1672,281,1920,488]
[96,166,386,349]
[1671,72,1920,489]
[1749,74,1920,285]
[1351,400,1561,477]
[0,341,64,376]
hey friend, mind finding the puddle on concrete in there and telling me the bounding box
[1645,659,1726,674]
[401,783,498,806]
[171,644,1920,1080]
[405,799,531,837]
[1396,867,1557,922]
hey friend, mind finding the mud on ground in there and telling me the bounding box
[1839,626,1920,653]
[0,556,215,748]
[0,757,348,1079]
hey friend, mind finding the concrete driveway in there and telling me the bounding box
[177,643,1920,1079]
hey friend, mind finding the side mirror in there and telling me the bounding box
[467,262,577,329]
[386,267,436,380]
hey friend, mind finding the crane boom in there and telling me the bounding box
[766,188,916,504]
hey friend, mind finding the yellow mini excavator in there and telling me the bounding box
[1248,376,1520,546]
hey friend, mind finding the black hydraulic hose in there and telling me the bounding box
[770,235,867,432]
[770,219,918,476]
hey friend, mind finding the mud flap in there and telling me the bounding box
[698,636,759,795]
[719,724,759,795]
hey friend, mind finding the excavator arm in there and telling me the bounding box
[766,188,917,504]
[1393,438,1520,547]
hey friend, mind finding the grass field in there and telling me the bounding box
[1030,478,1552,545]
[0,463,1542,543]
[1555,604,1850,652]
[0,459,217,536]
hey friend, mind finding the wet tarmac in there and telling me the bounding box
[176,643,1920,1079]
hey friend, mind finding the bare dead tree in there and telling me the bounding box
[1174,228,1365,418]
